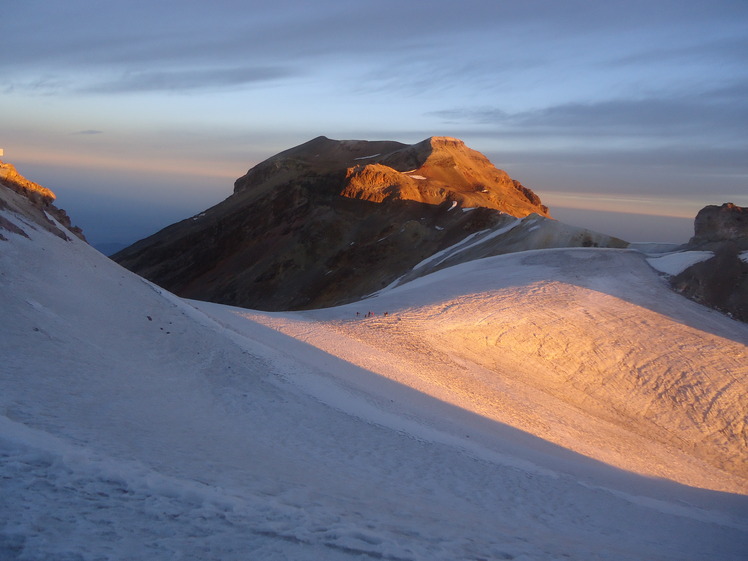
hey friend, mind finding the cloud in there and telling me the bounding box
[80,66,298,94]
[428,84,748,142]
[489,146,748,174]
[2,76,72,96]
[605,34,748,68]
[72,130,104,135]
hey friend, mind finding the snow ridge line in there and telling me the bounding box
[412,217,520,273]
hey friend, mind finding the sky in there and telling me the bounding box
[2,0,747,247]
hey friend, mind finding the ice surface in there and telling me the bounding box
[1,206,747,561]
[646,250,714,275]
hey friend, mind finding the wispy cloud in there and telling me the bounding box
[429,84,748,140]
[72,130,104,135]
[81,66,298,94]
[2,76,72,96]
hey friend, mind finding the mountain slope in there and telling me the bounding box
[2,178,748,560]
[113,137,563,310]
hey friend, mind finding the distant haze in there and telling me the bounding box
[10,151,709,247]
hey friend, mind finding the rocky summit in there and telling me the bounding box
[690,202,748,245]
[0,161,85,242]
[113,136,552,310]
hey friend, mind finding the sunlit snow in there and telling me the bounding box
[1,207,747,561]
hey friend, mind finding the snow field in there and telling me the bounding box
[1,206,747,560]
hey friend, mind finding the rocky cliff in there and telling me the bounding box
[689,202,748,245]
[0,161,85,242]
[113,136,556,310]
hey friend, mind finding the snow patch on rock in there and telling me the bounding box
[646,251,714,276]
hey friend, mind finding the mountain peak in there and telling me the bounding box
[426,135,464,146]
[115,136,550,310]
[0,160,56,205]
[0,160,85,242]
[234,136,550,218]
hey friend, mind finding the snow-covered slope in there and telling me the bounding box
[214,247,747,489]
[1,202,747,560]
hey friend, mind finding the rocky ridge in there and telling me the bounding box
[233,136,550,217]
[0,161,85,242]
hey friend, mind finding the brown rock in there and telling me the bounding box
[114,136,550,310]
[690,202,748,245]
[671,203,748,322]
[0,161,85,242]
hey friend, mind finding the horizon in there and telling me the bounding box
[3,146,713,250]
[3,1,747,247]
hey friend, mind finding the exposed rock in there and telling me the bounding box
[690,202,748,245]
[0,161,85,242]
[233,136,551,218]
[114,136,555,310]
[671,203,748,322]
[671,245,748,322]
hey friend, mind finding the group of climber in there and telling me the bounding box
[356,311,389,318]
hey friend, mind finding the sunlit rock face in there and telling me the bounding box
[672,202,748,322]
[337,136,550,217]
[0,161,85,242]
[233,136,550,218]
[113,136,554,311]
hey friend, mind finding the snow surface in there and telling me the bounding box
[411,218,520,273]
[646,251,715,275]
[1,207,748,561]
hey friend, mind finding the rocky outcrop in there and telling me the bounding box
[0,161,85,242]
[113,136,553,311]
[690,202,748,245]
[338,136,551,217]
[671,203,748,322]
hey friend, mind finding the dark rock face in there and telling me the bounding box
[671,245,748,322]
[113,136,550,311]
[674,203,748,322]
[0,161,85,242]
[690,202,748,245]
